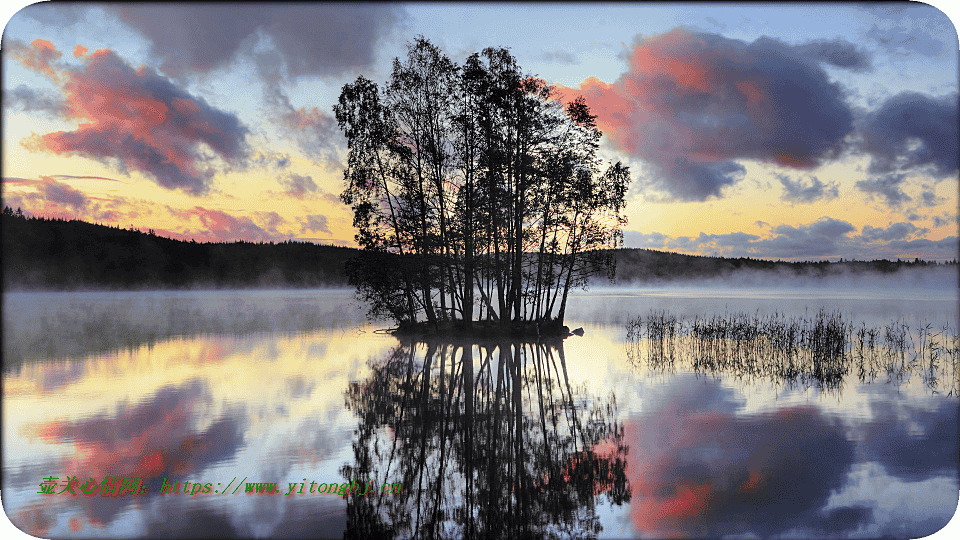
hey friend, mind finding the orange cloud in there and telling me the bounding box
[9,38,63,79]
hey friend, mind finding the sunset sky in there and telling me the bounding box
[2,2,958,261]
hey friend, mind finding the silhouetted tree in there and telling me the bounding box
[335,38,630,331]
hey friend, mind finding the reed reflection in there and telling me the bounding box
[340,339,630,539]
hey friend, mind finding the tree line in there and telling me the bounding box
[335,38,630,331]
[3,208,952,291]
[1,209,353,289]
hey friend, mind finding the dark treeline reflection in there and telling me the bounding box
[340,339,629,539]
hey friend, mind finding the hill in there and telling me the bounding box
[2,211,355,290]
[2,211,955,291]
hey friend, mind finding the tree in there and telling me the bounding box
[335,37,630,331]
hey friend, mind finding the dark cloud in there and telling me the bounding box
[539,49,580,65]
[16,45,250,194]
[778,217,856,239]
[3,84,67,116]
[147,509,241,538]
[36,176,86,211]
[256,211,287,235]
[777,174,840,204]
[878,236,960,256]
[855,173,912,207]
[2,176,91,216]
[560,29,855,202]
[859,222,923,242]
[932,214,957,228]
[859,92,959,179]
[647,159,746,202]
[254,48,345,170]
[280,174,319,199]
[108,4,404,81]
[794,39,873,71]
[301,215,331,235]
[920,188,942,207]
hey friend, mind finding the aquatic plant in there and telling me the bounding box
[626,310,959,396]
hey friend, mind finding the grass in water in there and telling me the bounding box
[626,310,959,396]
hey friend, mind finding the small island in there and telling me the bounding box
[335,38,630,339]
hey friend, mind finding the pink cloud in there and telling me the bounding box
[556,29,855,201]
[13,45,249,194]
[8,38,62,78]
[170,206,276,243]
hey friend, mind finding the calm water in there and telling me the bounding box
[2,287,958,539]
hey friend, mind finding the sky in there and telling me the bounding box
[2,1,958,261]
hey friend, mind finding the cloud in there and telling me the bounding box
[539,49,580,64]
[2,176,88,215]
[279,174,318,199]
[108,4,404,81]
[16,46,250,194]
[865,23,945,58]
[49,174,124,183]
[170,206,274,242]
[855,173,912,208]
[275,102,345,170]
[255,211,287,235]
[777,174,840,204]
[623,214,957,261]
[794,39,873,71]
[275,173,341,204]
[859,222,923,243]
[858,92,959,179]
[301,215,331,235]
[559,29,856,201]
[15,2,89,28]
[36,176,87,212]
[3,84,67,116]
[5,38,63,79]
[919,188,943,207]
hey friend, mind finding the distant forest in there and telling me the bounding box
[2,209,956,291]
[2,209,354,290]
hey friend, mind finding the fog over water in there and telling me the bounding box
[1,277,957,539]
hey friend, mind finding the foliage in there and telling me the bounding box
[334,38,631,327]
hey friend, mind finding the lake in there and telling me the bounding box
[2,286,958,539]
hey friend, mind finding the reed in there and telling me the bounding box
[626,310,959,395]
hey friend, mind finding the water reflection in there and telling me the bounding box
[620,376,958,539]
[340,339,630,539]
[3,290,368,366]
[3,290,957,538]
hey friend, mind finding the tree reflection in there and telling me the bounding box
[340,338,629,539]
